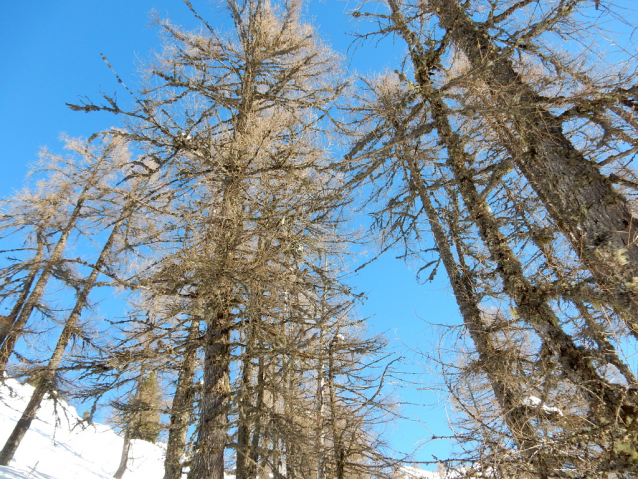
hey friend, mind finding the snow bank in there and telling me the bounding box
[398,465,442,479]
[0,379,165,479]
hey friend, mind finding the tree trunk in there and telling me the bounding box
[315,329,325,479]
[113,425,132,479]
[327,340,345,479]
[402,153,551,475]
[236,307,260,479]
[248,355,264,479]
[235,340,253,479]
[429,0,638,333]
[187,305,231,479]
[387,0,635,433]
[164,317,201,479]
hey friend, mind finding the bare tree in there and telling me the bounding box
[0,137,125,375]
[0,134,160,466]
[376,0,638,333]
[69,1,349,478]
[345,0,638,471]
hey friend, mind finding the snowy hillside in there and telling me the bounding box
[0,379,442,479]
[0,378,165,479]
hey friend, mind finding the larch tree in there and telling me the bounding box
[69,1,349,478]
[0,136,126,376]
[0,133,168,466]
[346,0,638,474]
[345,73,557,477]
[423,0,638,327]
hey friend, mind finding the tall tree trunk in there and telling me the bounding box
[236,314,257,479]
[327,338,345,479]
[0,206,129,466]
[187,304,232,479]
[428,0,638,332]
[164,317,201,479]
[402,153,551,476]
[315,329,326,479]
[248,355,264,479]
[113,421,133,479]
[281,319,298,479]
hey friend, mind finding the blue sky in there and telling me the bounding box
[0,0,469,468]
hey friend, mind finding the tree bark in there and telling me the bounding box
[327,338,345,479]
[429,0,638,333]
[235,315,256,479]
[187,305,231,479]
[164,317,200,479]
[113,424,132,479]
[248,355,264,479]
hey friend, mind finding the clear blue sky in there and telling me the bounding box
[0,0,468,468]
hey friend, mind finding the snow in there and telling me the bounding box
[521,395,563,416]
[0,378,439,479]
[398,465,442,479]
[0,379,165,479]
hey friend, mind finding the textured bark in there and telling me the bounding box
[387,0,635,435]
[164,317,201,479]
[248,356,264,479]
[187,306,232,479]
[0,206,128,465]
[403,154,551,475]
[429,0,638,332]
[284,388,298,479]
[327,341,345,479]
[236,315,257,479]
[315,330,326,479]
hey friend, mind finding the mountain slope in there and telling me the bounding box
[0,379,165,479]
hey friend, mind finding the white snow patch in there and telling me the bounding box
[522,395,563,416]
[398,465,442,479]
[0,379,165,479]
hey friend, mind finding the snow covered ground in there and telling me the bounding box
[0,379,443,479]
[0,378,165,479]
[397,465,443,479]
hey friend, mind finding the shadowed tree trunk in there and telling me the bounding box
[187,304,232,479]
[327,337,345,479]
[164,317,201,479]
[248,355,265,479]
[236,304,260,479]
